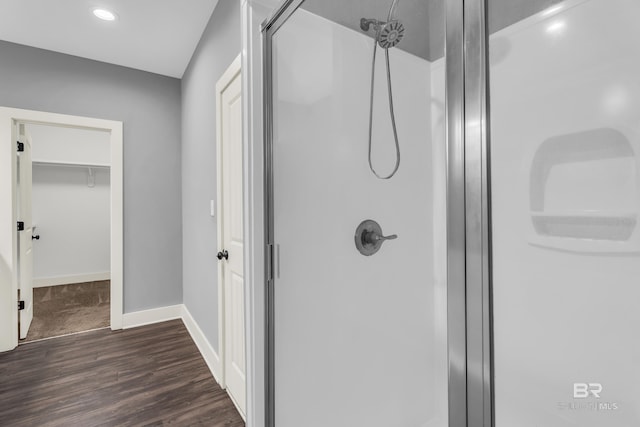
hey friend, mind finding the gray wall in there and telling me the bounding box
[181,0,241,350]
[0,41,183,313]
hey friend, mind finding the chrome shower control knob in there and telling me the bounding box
[363,230,397,245]
[355,219,398,256]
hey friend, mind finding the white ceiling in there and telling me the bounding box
[0,0,220,78]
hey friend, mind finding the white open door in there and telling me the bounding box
[217,56,246,416]
[17,128,33,339]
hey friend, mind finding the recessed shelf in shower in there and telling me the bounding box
[528,127,640,253]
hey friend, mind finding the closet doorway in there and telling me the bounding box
[0,107,123,352]
[25,123,112,341]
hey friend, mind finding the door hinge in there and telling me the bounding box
[17,221,24,231]
[17,141,24,152]
[18,300,25,310]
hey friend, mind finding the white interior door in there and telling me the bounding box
[218,60,246,415]
[17,128,33,339]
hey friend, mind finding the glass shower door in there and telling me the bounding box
[266,0,449,425]
[488,0,640,425]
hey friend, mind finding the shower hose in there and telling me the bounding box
[367,36,401,180]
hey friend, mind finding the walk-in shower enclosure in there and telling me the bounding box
[262,0,640,426]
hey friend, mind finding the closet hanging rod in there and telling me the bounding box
[32,160,110,169]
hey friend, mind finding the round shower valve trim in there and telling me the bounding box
[355,219,398,256]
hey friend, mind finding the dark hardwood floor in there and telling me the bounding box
[0,320,245,427]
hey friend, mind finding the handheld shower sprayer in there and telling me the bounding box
[360,0,404,179]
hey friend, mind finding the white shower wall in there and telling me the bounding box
[272,8,447,427]
[490,0,640,425]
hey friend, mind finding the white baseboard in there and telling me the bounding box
[122,304,183,329]
[181,305,223,384]
[34,272,111,288]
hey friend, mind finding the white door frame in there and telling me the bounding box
[0,107,124,352]
[216,54,243,391]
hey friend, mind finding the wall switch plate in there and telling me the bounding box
[210,200,215,217]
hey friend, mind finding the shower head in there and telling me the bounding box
[360,18,405,49]
[377,20,405,49]
[360,0,404,50]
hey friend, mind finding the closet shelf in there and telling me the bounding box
[32,160,110,169]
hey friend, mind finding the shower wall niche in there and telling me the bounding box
[529,127,640,252]
[270,2,448,427]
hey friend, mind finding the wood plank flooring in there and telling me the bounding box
[0,320,245,427]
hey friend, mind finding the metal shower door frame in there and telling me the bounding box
[450,0,494,425]
[261,0,493,425]
[261,4,304,426]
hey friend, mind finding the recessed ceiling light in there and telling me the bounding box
[93,8,118,21]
